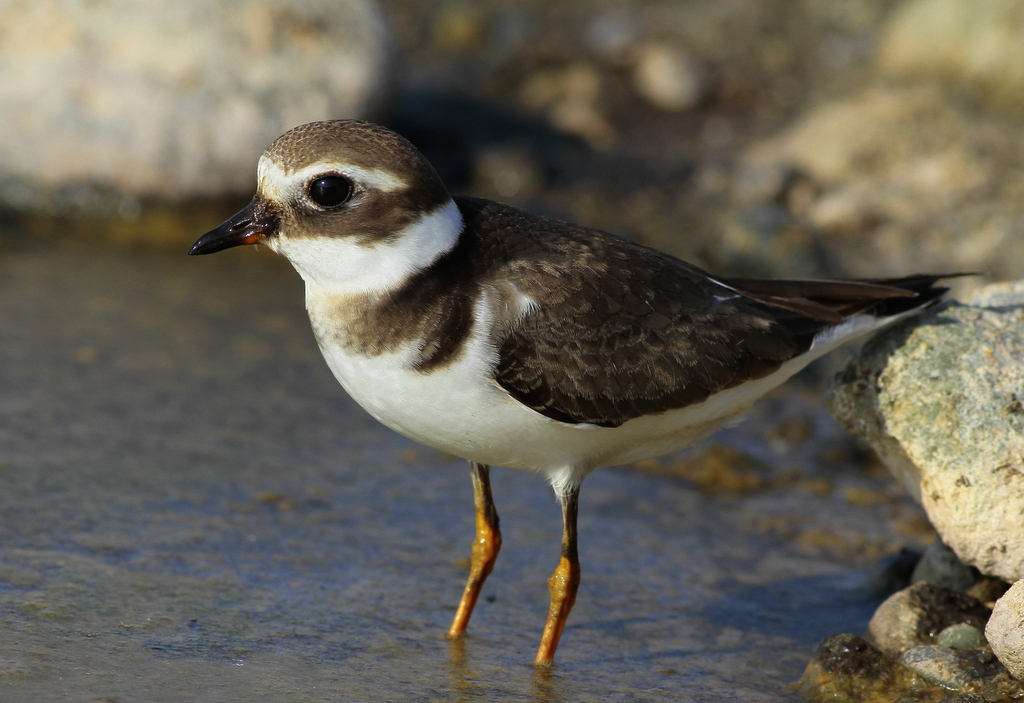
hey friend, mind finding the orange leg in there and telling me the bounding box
[447,461,502,639]
[535,485,580,666]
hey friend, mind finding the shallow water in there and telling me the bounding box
[0,239,930,701]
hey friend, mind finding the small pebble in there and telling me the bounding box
[937,622,985,651]
[900,645,975,689]
[901,645,1005,691]
[912,537,980,593]
[631,42,703,112]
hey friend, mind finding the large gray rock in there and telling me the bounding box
[0,0,390,210]
[829,281,1024,582]
[986,578,1024,681]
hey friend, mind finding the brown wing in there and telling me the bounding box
[494,262,806,427]
[453,197,952,428]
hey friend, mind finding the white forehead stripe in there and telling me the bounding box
[257,156,408,200]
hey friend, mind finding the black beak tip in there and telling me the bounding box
[187,230,223,256]
[188,198,274,257]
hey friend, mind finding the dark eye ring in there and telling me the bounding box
[308,175,353,208]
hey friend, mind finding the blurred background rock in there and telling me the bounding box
[0,0,391,238]
[1,0,1021,281]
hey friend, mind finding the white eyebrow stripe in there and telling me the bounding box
[331,163,408,193]
[258,157,408,199]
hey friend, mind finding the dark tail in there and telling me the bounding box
[716,273,973,349]
[717,273,972,322]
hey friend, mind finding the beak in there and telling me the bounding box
[188,198,279,255]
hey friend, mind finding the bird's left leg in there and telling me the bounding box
[447,461,502,638]
[535,482,581,666]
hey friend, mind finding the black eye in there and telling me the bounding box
[308,175,353,207]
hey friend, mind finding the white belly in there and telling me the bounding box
[315,326,569,470]
[311,316,764,483]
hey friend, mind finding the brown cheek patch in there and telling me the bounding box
[346,170,451,245]
[348,191,421,245]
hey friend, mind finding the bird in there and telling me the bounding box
[189,119,955,666]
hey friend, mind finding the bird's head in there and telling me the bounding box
[189,120,461,294]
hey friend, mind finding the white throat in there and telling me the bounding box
[269,199,463,296]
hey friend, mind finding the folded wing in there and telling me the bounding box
[465,198,956,428]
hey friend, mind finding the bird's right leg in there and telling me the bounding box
[447,461,502,638]
[535,481,581,666]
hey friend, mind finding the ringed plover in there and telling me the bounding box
[190,120,955,665]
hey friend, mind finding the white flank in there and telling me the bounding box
[808,305,921,353]
[268,199,464,296]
